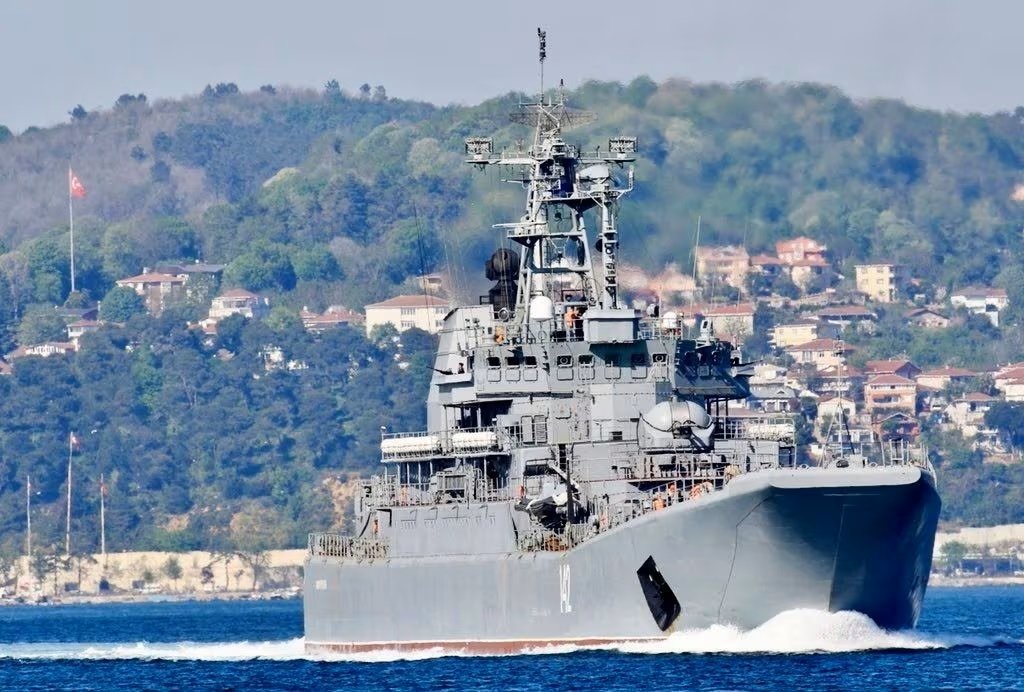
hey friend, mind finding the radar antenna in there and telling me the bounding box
[538,27,546,99]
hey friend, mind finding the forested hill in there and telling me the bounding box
[3,77,1024,554]
[4,78,1024,322]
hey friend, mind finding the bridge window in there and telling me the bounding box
[604,354,620,380]
[631,353,648,379]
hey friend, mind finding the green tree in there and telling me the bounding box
[17,305,66,345]
[224,241,296,291]
[99,286,146,322]
[983,402,1024,448]
[162,556,183,590]
[940,540,968,572]
[291,246,342,282]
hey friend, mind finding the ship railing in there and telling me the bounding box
[365,478,518,508]
[307,533,389,560]
[881,439,935,473]
[638,320,686,340]
[379,426,508,461]
[519,478,722,552]
[713,415,796,443]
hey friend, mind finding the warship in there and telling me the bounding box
[304,31,940,654]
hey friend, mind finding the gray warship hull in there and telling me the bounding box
[304,465,939,653]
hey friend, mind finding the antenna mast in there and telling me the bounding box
[537,28,546,100]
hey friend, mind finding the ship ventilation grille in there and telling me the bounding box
[636,556,682,631]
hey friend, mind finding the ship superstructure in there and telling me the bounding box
[304,32,940,653]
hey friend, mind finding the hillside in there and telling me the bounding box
[3,77,1024,554]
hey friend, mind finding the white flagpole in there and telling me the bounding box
[99,473,106,560]
[65,434,73,555]
[26,475,32,559]
[68,167,76,294]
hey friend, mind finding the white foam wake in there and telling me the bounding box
[0,610,1012,661]
[612,609,1001,655]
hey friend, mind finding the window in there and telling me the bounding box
[434,307,446,314]
[401,321,414,329]
[578,354,594,366]
[556,355,572,367]
[400,307,416,316]
[652,353,667,364]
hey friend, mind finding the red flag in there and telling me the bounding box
[69,169,86,199]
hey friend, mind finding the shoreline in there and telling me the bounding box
[1,586,301,607]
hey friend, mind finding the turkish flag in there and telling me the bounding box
[69,169,86,198]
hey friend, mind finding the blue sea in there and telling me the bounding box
[0,586,1021,690]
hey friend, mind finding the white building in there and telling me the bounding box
[364,294,450,334]
[950,287,1009,327]
[208,289,270,321]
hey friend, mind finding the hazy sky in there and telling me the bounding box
[2,0,1022,132]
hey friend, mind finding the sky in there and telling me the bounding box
[2,0,1023,132]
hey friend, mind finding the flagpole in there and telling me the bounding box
[68,167,76,294]
[26,475,32,560]
[65,433,73,555]
[99,473,106,561]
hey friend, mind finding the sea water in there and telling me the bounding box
[0,586,1021,690]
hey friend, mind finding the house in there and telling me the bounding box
[863,374,917,416]
[6,342,77,360]
[771,319,838,349]
[749,254,783,279]
[788,257,832,291]
[695,246,750,289]
[993,364,1024,401]
[115,272,187,315]
[873,411,921,441]
[153,262,226,280]
[416,273,448,296]
[815,305,877,330]
[812,363,863,397]
[690,303,756,339]
[950,286,1009,327]
[67,320,102,346]
[746,383,800,414]
[784,338,849,370]
[855,263,909,303]
[300,306,364,333]
[905,307,950,329]
[865,359,922,381]
[916,366,978,390]
[817,395,857,421]
[815,395,857,437]
[945,392,998,438]
[775,236,827,264]
[364,294,450,334]
[208,289,270,321]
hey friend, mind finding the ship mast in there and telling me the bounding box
[464,29,637,342]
